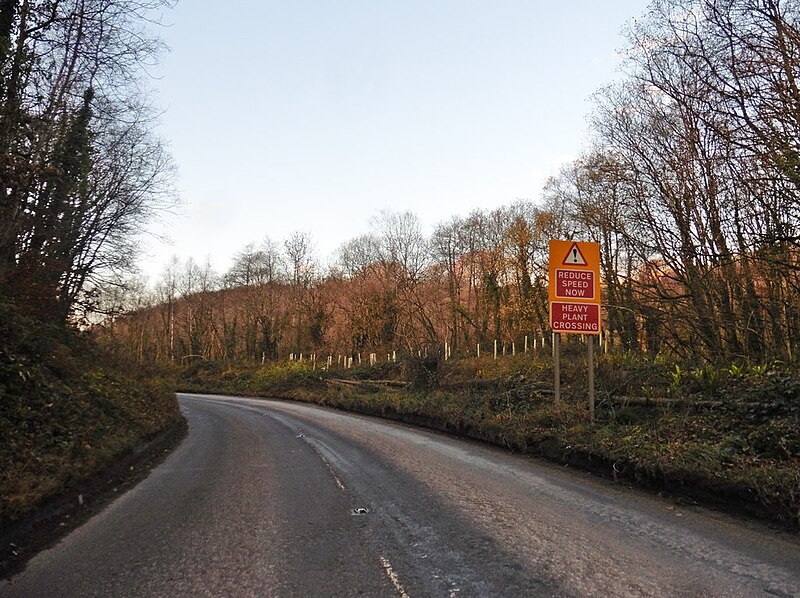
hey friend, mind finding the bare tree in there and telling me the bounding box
[222,239,285,360]
[431,216,469,351]
[544,152,642,350]
[0,0,177,322]
[584,0,800,360]
[371,210,436,348]
[284,231,320,352]
[155,255,179,363]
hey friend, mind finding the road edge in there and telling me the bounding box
[0,417,188,580]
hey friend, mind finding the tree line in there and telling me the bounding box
[104,0,800,368]
[97,0,800,365]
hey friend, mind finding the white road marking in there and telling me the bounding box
[305,440,347,492]
[380,556,410,598]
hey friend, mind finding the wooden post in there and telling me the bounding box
[512,342,516,356]
[524,335,528,354]
[477,343,480,358]
[554,333,561,406]
[588,334,595,423]
[494,340,497,360]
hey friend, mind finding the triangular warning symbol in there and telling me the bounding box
[562,242,588,266]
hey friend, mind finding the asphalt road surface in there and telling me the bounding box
[2,394,799,597]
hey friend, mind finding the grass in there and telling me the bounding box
[174,351,800,528]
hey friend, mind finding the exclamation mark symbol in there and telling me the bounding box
[563,243,587,265]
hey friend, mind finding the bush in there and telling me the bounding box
[249,361,318,392]
[403,355,440,390]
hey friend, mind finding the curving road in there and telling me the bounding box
[2,394,799,597]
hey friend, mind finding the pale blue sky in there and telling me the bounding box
[139,1,650,282]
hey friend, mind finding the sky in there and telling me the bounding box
[137,0,651,284]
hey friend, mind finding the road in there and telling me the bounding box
[2,394,799,597]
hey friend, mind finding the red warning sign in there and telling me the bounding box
[555,269,595,299]
[549,240,601,334]
[550,302,600,333]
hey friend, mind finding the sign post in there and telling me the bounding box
[548,240,602,421]
[553,333,561,406]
